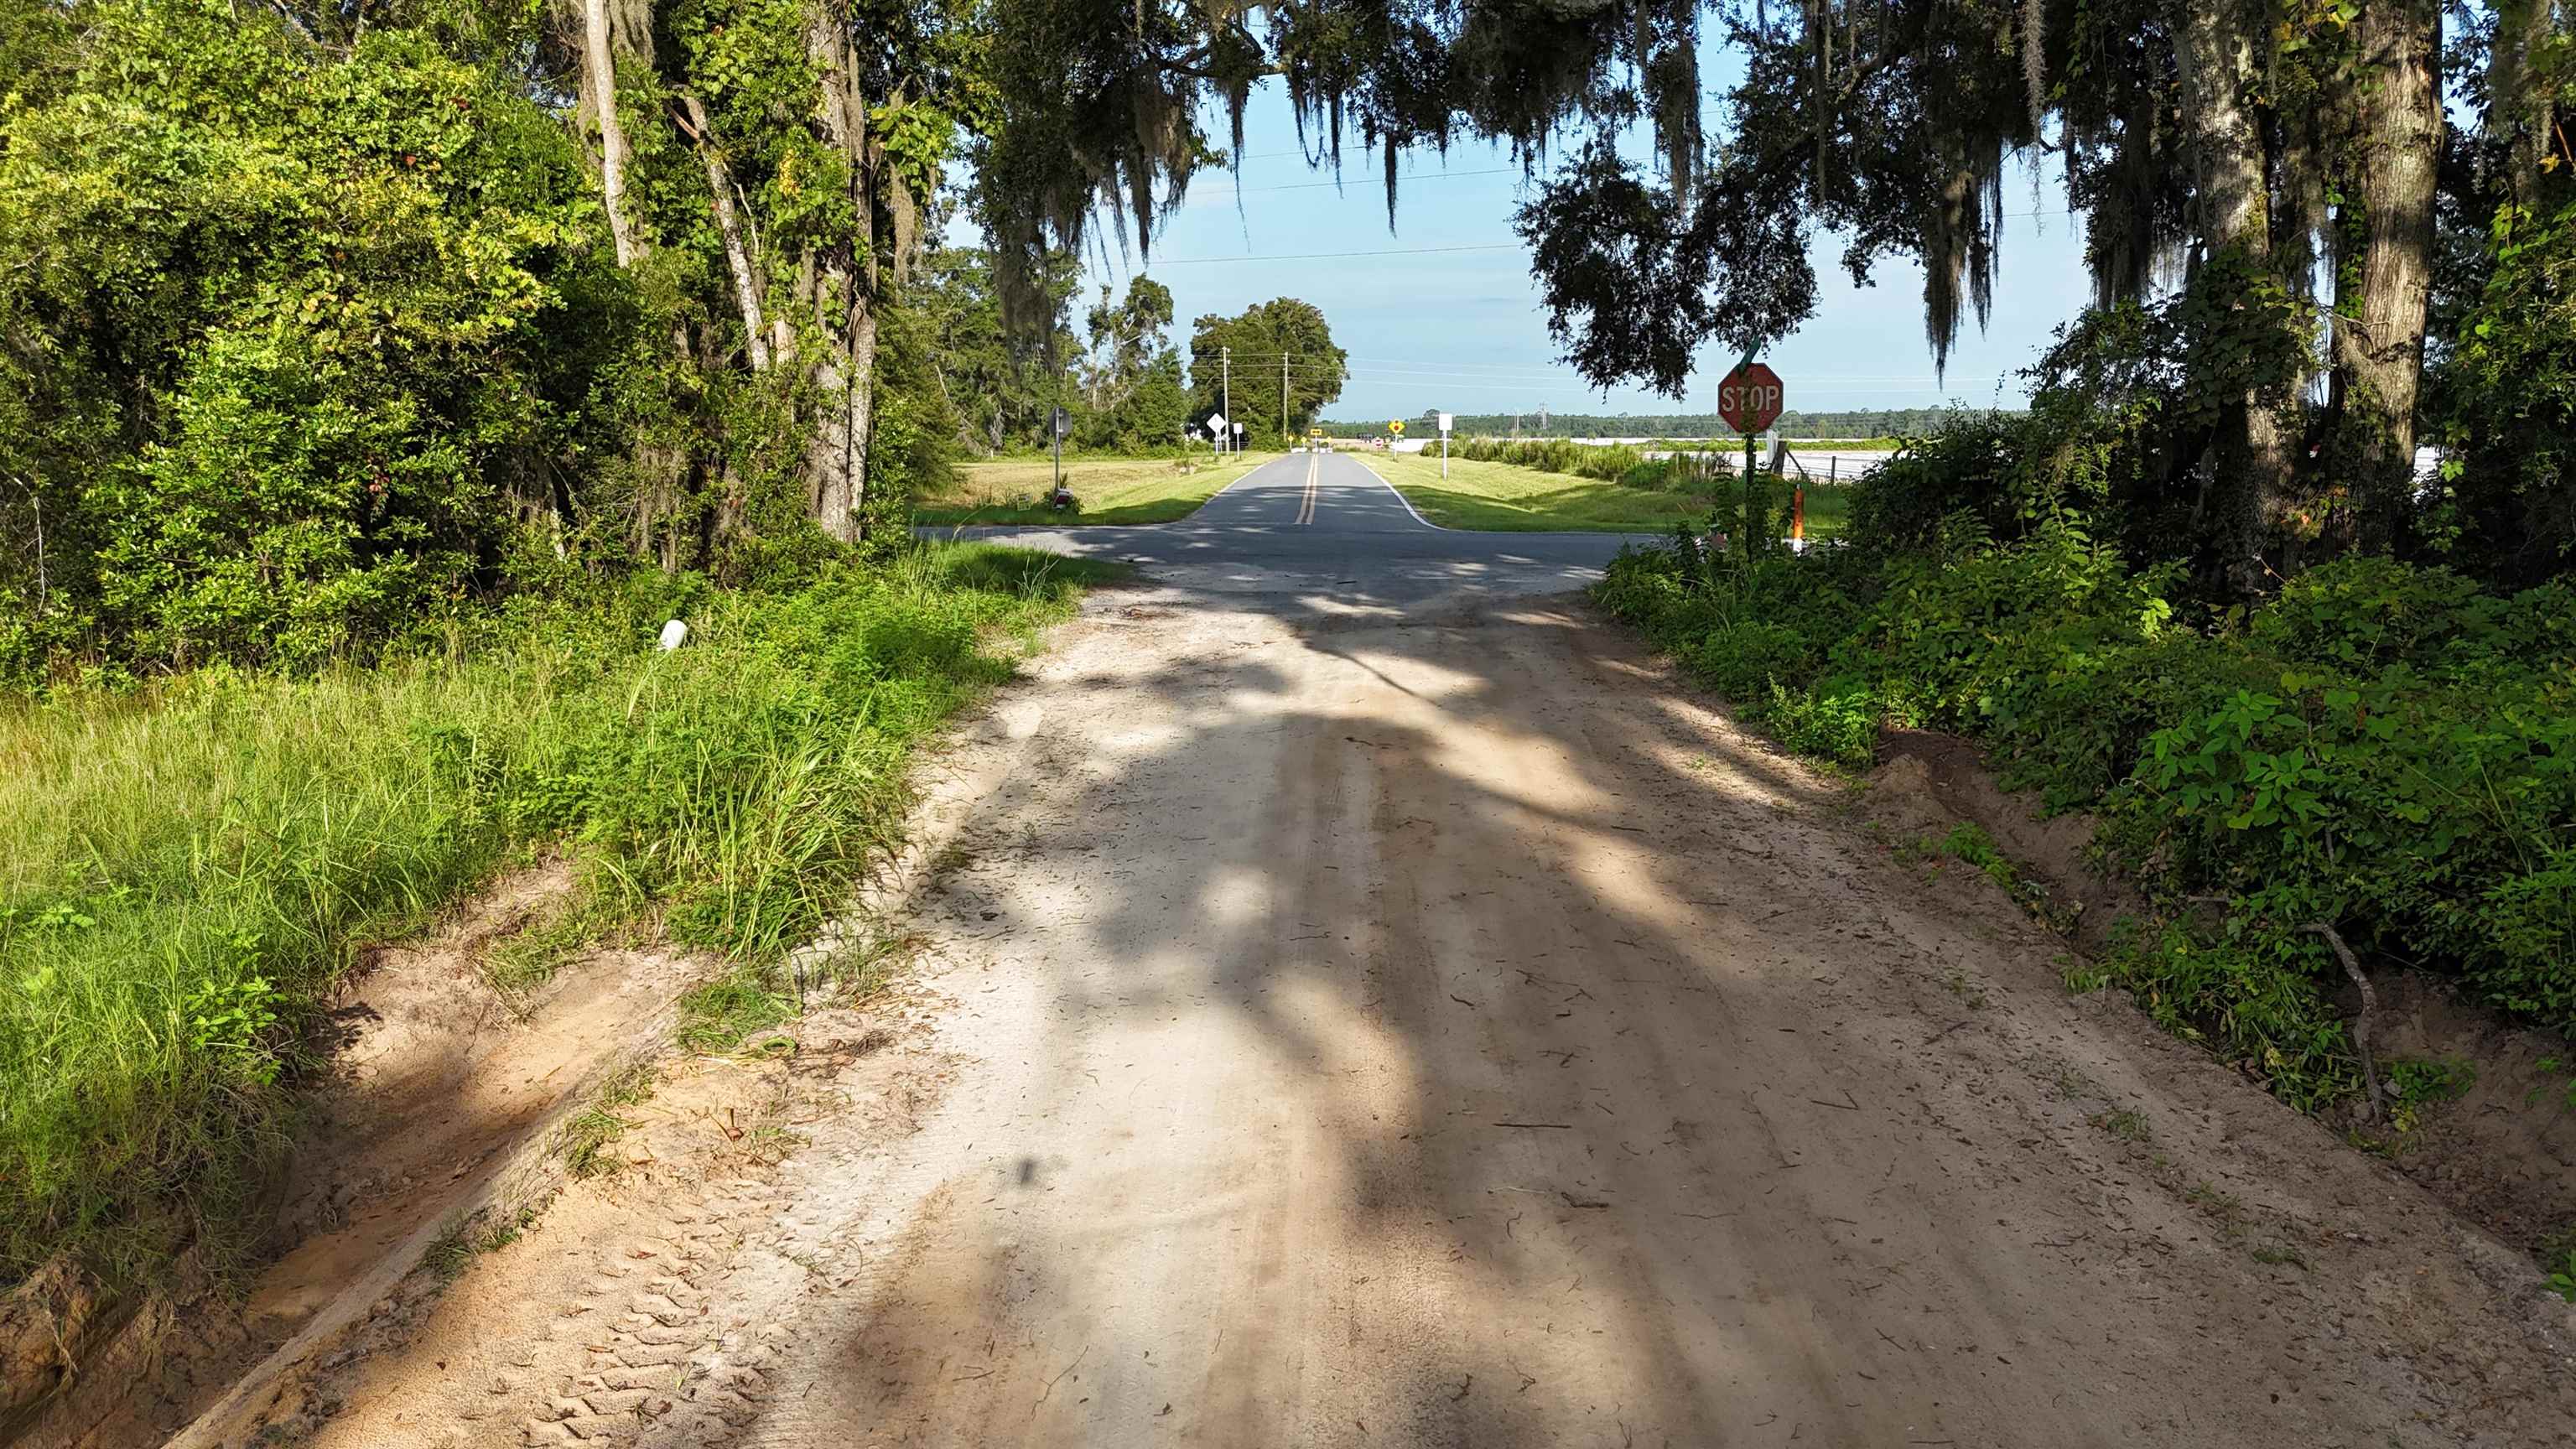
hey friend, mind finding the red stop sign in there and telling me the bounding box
[1717,362,1785,434]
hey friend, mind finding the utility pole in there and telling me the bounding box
[1221,345,1232,454]
[1281,351,1290,447]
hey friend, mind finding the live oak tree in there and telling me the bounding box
[1078,278,1193,448]
[1186,299,1351,444]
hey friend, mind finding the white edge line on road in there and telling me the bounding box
[1348,455,1452,532]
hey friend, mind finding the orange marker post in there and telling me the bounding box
[1792,486,1805,543]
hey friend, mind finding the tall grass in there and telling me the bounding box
[0,543,1106,1290]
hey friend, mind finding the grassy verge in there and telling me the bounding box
[0,542,1115,1291]
[913,452,1280,527]
[1363,449,1852,536]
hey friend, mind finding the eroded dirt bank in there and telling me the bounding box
[213,585,2573,1448]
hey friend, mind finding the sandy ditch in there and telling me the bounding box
[12,864,703,1449]
[1864,726,2576,1270]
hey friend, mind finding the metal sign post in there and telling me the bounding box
[1438,412,1453,478]
[1051,406,1070,494]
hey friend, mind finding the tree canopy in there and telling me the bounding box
[1187,299,1350,444]
[970,0,2573,593]
[2,0,2570,688]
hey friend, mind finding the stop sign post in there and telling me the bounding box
[1718,361,1785,559]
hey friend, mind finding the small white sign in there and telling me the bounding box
[1437,413,1454,434]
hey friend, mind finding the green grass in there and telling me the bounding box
[558,1063,657,1181]
[913,452,1282,527]
[1362,449,1853,536]
[0,542,1114,1292]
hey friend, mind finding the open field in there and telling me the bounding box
[914,452,1282,527]
[1360,448,1853,537]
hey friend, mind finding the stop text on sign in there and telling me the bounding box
[1717,362,1785,434]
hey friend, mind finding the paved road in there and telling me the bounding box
[931,449,1649,605]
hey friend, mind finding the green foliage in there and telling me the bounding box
[558,1065,657,1182]
[2434,199,2576,584]
[1187,299,1348,444]
[0,543,1096,1291]
[0,3,641,677]
[1597,427,2576,1108]
[2386,1056,2477,1131]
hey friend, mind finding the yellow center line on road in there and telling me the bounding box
[1296,449,1318,525]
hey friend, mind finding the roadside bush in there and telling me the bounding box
[0,543,1099,1291]
[1597,522,2576,1107]
[1448,436,1652,481]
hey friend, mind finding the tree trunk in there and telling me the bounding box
[581,0,643,267]
[679,94,770,371]
[802,9,870,544]
[2487,0,2562,201]
[2333,0,2442,553]
[2173,0,2303,595]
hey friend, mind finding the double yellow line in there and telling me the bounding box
[1296,449,1320,525]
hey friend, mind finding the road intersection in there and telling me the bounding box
[932,449,1649,606]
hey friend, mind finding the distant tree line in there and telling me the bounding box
[1317,408,1987,438]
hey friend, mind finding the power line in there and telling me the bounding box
[1191,166,1522,197]
[1194,353,1965,385]
[1152,242,1520,266]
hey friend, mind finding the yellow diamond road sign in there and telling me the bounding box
[1388,419,1405,435]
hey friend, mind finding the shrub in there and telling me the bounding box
[1596,520,2576,1108]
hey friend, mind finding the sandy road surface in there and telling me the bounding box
[275,458,2571,1449]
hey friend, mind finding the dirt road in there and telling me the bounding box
[240,465,2572,1449]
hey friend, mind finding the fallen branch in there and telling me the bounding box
[2303,921,2380,1123]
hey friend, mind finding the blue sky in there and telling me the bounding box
[1056,81,2100,422]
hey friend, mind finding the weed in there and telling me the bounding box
[480,887,619,1011]
[676,969,802,1056]
[2052,1067,2105,1101]
[2183,1180,2245,1224]
[1942,971,1989,1010]
[423,1218,478,1285]
[422,1204,535,1285]
[2547,1247,2576,1306]
[559,1065,656,1180]
[2386,1056,2477,1132]
[2251,1244,2309,1270]
[2528,1057,2576,1112]
[2091,1107,2153,1143]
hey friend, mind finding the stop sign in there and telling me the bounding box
[1717,362,1785,434]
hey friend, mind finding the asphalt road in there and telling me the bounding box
[931,449,1650,605]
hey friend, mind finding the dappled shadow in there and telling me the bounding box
[640,564,2529,1449]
